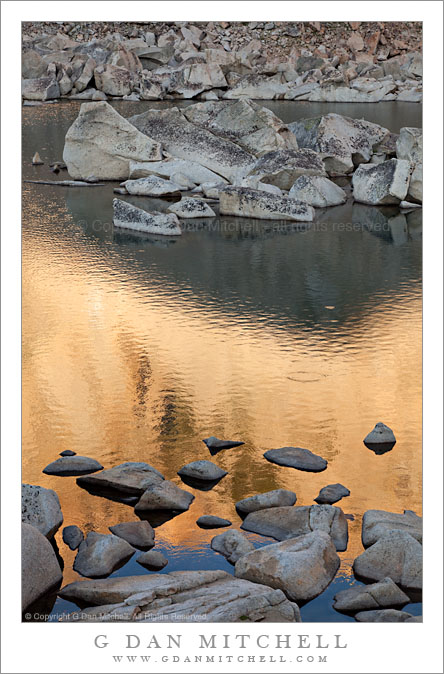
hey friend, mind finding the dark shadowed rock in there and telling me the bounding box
[43,456,103,476]
[363,422,396,452]
[134,480,194,512]
[353,531,422,590]
[73,532,135,578]
[355,609,415,622]
[241,504,348,551]
[333,577,410,612]
[202,436,244,454]
[109,521,155,550]
[177,460,227,482]
[76,461,164,496]
[59,449,76,457]
[211,529,255,563]
[137,550,168,569]
[22,484,63,539]
[197,515,232,529]
[264,446,327,472]
[62,525,84,550]
[314,483,350,505]
[361,509,422,547]
[22,523,63,611]
[236,489,297,515]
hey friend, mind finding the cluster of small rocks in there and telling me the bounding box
[22,21,422,103]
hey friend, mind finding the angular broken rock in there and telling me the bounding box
[289,175,347,208]
[43,456,103,477]
[76,461,164,496]
[236,489,297,515]
[396,127,422,165]
[353,531,422,591]
[364,422,396,449]
[247,149,326,190]
[361,509,422,547]
[177,460,227,482]
[93,64,134,97]
[196,515,232,529]
[21,484,63,539]
[113,199,182,236]
[73,532,135,578]
[122,176,182,197]
[109,521,155,550]
[333,576,410,612]
[130,107,256,182]
[352,159,411,205]
[58,570,301,622]
[62,525,84,550]
[63,102,162,181]
[137,550,168,570]
[355,609,415,623]
[128,158,226,186]
[314,484,350,505]
[219,187,314,222]
[134,480,194,512]
[235,531,340,603]
[22,523,63,612]
[203,436,244,451]
[22,77,60,101]
[211,529,255,564]
[166,197,216,218]
[264,446,327,472]
[241,505,349,551]
[32,152,44,165]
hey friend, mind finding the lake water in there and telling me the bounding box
[22,100,422,622]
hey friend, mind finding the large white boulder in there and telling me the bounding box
[353,531,422,590]
[113,199,182,236]
[122,176,182,197]
[396,127,422,203]
[63,102,162,180]
[129,158,226,185]
[219,187,314,222]
[361,509,422,548]
[352,159,411,205]
[166,198,216,218]
[289,175,347,207]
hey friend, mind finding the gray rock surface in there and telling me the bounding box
[22,76,60,101]
[355,609,415,622]
[113,199,182,236]
[211,529,255,563]
[196,515,232,528]
[122,176,182,197]
[137,550,168,569]
[352,159,411,205]
[93,64,134,96]
[134,480,194,512]
[109,521,155,550]
[353,531,422,590]
[42,456,103,476]
[129,158,225,185]
[203,436,244,451]
[361,509,422,547]
[333,577,410,612]
[264,446,327,472]
[22,523,63,611]
[73,532,135,578]
[247,149,326,189]
[177,460,227,482]
[219,187,314,222]
[21,484,63,539]
[289,175,347,207]
[314,483,350,505]
[167,197,216,218]
[77,461,164,495]
[235,531,340,602]
[236,489,297,514]
[62,525,84,550]
[60,449,76,457]
[241,504,348,551]
[364,422,396,446]
[59,569,301,622]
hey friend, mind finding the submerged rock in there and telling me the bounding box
[58,570,301,622]
[113,199,182,236]
[211,529,255,563]
[21,484,63,539]
[109,521,155,550]
[134,480,194,512]
[73,532,135,578]
[62,525,84,550]
[167,197,216,218]
[43,456,103,477]
[361,509,422,547]
[314,484,350,505]
[22,523,63,612]
[235,531,340,603]
[196,515,232,529]
[333,576,410,612]
[264,446,327,472]
[352,159,411,205]
[122,176,182,197]
[76,461,164,495]
[236,489,297,515]
[219,187,314,222]
[247,149,326,190]
[289,175,347,208]
[355,609,415,622]
[353,531,422,590]
[63,102,162,181]
[241,504,349,551]
[177,460,227,482]
[137,550,168,569]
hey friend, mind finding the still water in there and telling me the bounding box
[22,101,422,622]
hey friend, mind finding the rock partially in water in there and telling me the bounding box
[73,532,135,578]
[363,422,396,452]
[352,159,411,205]
[235,531,340,603]
[241,504,348,551]
[408,162,422,203]
[196,515,232,529]
[236,489,297,515]
[22,523,63,612]
[22,76,60,101]
[109,521,155,550]
[63,102,162,181]
[137,549,168,569]
[223,73,289,100]
[355,608,415,622]
[211,529,255,563]
[122,176,182,197]
[21,484,63,539]
[134,480,195,512]
[32,152,44,165]
[219,187,314,222]
[167,197,216,218]
[289,176,347,208]
[59,449,76,457]
[113,199,182,236]
[43,456,103,477]
[264,446,327,472]
[361,509,422,547]
[202,436,245,452]
[247,149,326,190]
[314,483,350,505]
[396,127,422,164]
[77,461,164,496]
[59,569,301,622]
[353,531,422,591]
[333,576,410,612]
[62,525,84,550]
[177,460,227,482]
[129,158,226,185]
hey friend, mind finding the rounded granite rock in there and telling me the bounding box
[137,550,168,570]
[177,460,227,482]
[264,447,327,472]
[43,456,103,477]
[197,515,232,529]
